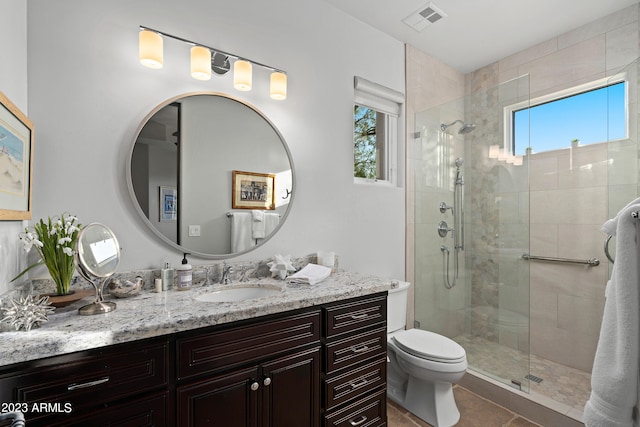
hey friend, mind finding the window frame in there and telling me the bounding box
[353,76,404,186]
[504,73,629,156]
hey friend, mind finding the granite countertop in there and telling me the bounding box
[0,271,395,367]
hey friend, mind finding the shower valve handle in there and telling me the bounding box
[439,202,453,213]
[437,221,454,238]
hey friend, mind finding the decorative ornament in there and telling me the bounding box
[1,295,55,331]
[268,254,296,280]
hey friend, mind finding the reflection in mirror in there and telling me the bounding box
[75,223,121,315]
[128,93,294,258]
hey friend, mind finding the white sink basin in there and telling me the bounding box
[195,285,282,303]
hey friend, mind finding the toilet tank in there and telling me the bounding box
[387,281,410,333]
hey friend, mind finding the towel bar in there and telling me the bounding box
[521,254,600,267]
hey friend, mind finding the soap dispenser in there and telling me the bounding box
[176,253,193,291]
[161,262,174,291]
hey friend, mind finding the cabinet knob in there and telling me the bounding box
[263,377,272,386]
[250,381,260,391]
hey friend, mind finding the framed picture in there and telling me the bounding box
[232,170,276,210]
[0,91,34,220]
[159,186,177,221]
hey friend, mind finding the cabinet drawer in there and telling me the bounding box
[324,294,386,338]
[0,340,168,418]
[325,326,386,374]
[324,358,386,410]
[177,310,321,380]
[324,388,387,427]
[44,391,170,427]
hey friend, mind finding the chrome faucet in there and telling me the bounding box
[220,261,233,284]
[239,265,248,282]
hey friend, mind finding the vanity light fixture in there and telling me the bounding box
[270,71,287,100]
[139,29,163,69]
[233,60,252,91]
[138,26,287,100]
[488,144,500,159]
[191,46,212,81]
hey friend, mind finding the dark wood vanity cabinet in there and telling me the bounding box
[0,338,171,426]
[0,292,387,426]
[322,293,388,427]
[175,310,322,427]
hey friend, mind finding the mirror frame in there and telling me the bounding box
[126,91,296,259]
[76,222,121,279]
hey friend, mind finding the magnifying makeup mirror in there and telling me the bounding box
[74,223,121,315]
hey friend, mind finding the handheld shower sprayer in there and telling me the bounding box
[438,157,465,289]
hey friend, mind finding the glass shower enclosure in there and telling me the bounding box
[412,56,639,410]
[412,74,532,391]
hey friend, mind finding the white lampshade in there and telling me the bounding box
[234,60,252,91]
[139,29,163,69]
[270,72,287,100]
[191,46,211,81]
[488,145,500,159]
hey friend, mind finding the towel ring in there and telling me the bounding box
[604,234,615,264]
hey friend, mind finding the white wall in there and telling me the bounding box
[24,0,406,279]
[0,0,28,295]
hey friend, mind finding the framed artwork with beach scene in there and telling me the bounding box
[0,91,33,220]
[232,170,276,210]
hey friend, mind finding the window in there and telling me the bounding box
[353,76,403,184]
[510,77,627,156]
[354,105,393,180]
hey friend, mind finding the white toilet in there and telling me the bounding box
[387,281,467,427]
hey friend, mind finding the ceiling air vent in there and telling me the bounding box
[402,2,447,32]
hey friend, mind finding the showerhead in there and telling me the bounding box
[458,123,476,134]
[440,120,476,134]
[455,157,464,168]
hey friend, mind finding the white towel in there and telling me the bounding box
[231,212,255,252]
[264,213,280,236]
[252,210,266,239]
[583,201,640,427]
[286,263,332,286]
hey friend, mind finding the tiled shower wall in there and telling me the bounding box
[467,3,639,372]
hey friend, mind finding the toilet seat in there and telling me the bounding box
[392,329,466,363]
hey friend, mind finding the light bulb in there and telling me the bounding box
[139,29,163,69]
[270,72,287,100]
[234,60,252,91]
[191,46,211,81]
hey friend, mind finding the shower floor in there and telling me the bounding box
[454,334,591,420]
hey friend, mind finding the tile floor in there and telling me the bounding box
[388,386,542,426]
[454,334,591,419]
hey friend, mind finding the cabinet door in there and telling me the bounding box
[177,366,259,427]
[261,347,321,427]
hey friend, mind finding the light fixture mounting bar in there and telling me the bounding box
[139,25,286,74]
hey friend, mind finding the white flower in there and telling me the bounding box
[62,246,74,257]
[58,237,72,245]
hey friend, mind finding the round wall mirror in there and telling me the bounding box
[127,93,295,258]
[75,223,121,315]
